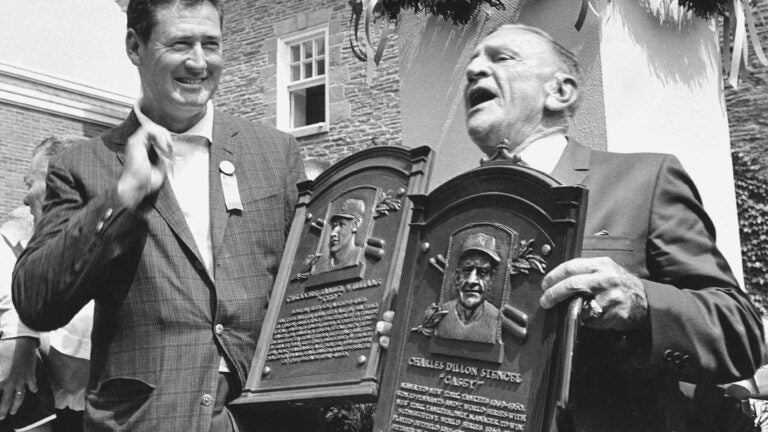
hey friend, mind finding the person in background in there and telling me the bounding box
[21,135,90,432]
[0,206,54,432]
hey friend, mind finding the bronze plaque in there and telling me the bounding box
[233,146,433,407]
[375,164,587,432]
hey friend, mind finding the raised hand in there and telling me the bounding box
[117,124,174,210]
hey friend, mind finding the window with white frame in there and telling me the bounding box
[276,28,328,137]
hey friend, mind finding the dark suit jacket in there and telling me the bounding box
[12,110,305,431]
[550,141,765,431]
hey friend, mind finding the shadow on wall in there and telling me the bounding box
[616,0,712,87]
[399,12,495,149]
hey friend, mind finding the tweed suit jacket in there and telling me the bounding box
[12,110,305,431]
[548,140,765,432]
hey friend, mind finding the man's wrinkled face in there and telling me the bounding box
[329,217,358,255]
[464,27,559,156]
[129,2,223,130]
[454,253,495,311]
[23,152,48,224]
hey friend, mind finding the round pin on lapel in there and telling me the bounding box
[219,160,235,176]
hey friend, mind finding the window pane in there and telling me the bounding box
[315,37,325,56]
[316,59,325,75]
[290,84,325,128]
[291,64,300,81]
[303,61,313,79]
[290,89,306,129]
[305,85,325,125]
[290,44,300,62]
[303,41,313,59]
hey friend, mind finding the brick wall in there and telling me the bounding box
[0,103,108,220]
[217,0,401,163]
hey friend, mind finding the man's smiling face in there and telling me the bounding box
[464,27,559,156]
[129,1,223,131]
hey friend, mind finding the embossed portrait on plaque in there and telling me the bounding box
[312,188,376,275]
[411,224,541,363]
[435,230,507,346]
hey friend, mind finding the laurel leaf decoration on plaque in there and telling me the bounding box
[507,239,547,276]
[292,253,322,281]
[374,190,402,219]
[411,303,448,336]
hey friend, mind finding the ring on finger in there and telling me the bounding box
[14,390,24,396]
[581,298,604,321]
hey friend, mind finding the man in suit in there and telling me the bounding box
[12,1,305,431]
[436,233,501,345]
[461,23,765,430]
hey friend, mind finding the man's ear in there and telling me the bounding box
[544,72,578,113]
[126,29,143,67]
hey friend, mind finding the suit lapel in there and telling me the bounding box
[210,110,239,265]
[551,138,591,186]
[114,111,206,270]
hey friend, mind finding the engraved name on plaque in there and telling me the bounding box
[375,163,587,432]
[232,146,433,407]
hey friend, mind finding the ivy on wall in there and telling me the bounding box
[732,150,768,314]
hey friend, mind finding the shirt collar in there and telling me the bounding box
[132,98,214,143]
[517,132,568,175]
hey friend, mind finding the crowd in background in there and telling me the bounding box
[0,136,91,432]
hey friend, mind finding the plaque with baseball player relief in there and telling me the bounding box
[374,162,587,432]
[231,145,433,408]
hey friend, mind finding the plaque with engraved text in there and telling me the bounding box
[232,146,433,407]
[375,163,587,432]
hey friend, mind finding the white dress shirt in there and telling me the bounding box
[133,100,229,373]
[515,132,568,175]
[0,207,38,340]
[133,100,214,278]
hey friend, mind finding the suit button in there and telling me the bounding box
[201,393,214,406]
[682,355,691,366]
[664,350,674,361]
[672,352,683,364]
[215,324,224,335]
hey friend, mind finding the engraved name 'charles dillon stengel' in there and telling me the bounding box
[408,356,523,387]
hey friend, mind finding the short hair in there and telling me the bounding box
[32,135,80,159]
[491,24,582,115]
[127,0,224,43]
